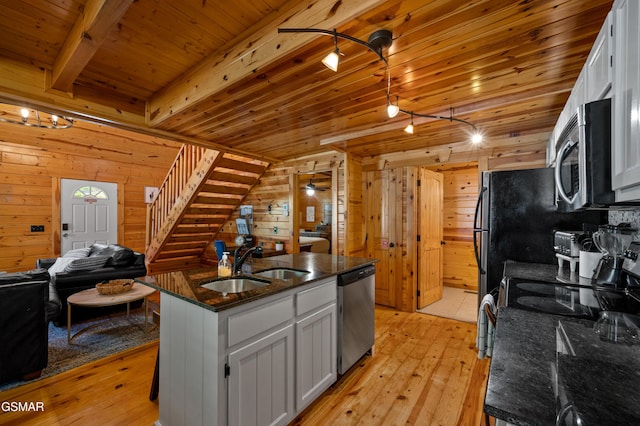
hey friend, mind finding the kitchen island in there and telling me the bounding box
[136,253,376,426]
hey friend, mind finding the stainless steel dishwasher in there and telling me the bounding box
[337,264,376,375]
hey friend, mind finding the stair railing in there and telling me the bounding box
[146,144,206,246]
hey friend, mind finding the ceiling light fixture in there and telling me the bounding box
[0,102,73,129]
[404,112,414,134]
[277,27,482,143]
[321,29,340,72]
[387,95,400,118]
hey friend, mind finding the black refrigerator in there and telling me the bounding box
[473,168,607,305]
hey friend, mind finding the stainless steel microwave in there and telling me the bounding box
[554,98,615,210]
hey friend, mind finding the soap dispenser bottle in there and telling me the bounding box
[218,252,232,277]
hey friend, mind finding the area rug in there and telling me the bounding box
[0,308,159,392]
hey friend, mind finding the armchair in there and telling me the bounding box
[0,268,61,384]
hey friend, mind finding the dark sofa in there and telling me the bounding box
[0,269,61,384]
[37,243,147,325]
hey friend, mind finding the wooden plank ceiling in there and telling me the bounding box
[0,0,613,162]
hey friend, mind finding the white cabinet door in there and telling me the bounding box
[228,324,295,426]
[612,0,640,201]
[295,303,337,411]
[586,12,612,102]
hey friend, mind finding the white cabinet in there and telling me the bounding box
[612,0,640,201]
[294,280,337,411]
[227,324,294,426]
[547,10,612,168]
[226,296,295,426]
[586,12,613,102]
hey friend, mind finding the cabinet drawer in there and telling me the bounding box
[228,296,293,347]
[296,279,336,317]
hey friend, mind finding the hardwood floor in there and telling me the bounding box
[0,307,490,426]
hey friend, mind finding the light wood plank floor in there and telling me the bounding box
[0,306,490,425]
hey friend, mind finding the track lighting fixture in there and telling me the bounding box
[277,27,482,143]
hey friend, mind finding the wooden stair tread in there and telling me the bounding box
[146,146,269,268]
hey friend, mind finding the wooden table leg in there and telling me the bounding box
[67,304,71,343]
[144,296,148,333]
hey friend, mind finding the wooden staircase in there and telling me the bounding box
[145,145,270,273]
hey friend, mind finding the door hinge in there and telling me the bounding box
[417,235,420,242]
[417,179,421,187]
[417,290,421,297]
[224,363,230,378]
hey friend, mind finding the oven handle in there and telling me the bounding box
[555,138,579,204]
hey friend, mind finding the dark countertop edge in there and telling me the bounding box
[136,254,378,312]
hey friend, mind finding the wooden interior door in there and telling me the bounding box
[365,169,404,308]
[417,168,444,309]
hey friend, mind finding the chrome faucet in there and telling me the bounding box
[233,239,262,275]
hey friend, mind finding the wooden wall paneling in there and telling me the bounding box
[429,163,479,291]
[344,154,363,257]
[213,153,347,256]
[0,123,181,272]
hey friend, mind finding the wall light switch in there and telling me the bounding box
[282,202,289,216]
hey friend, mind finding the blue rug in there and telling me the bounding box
[0,307,159,392]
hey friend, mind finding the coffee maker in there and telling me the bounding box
[592,224,637,287]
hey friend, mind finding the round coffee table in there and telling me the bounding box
[66,283,156,343]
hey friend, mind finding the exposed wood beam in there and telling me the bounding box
[147,0,384,127]
[50,0,135,92]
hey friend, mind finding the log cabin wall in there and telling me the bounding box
[427,163,479,291]
[0,121,181,272]
[207,152,348,257]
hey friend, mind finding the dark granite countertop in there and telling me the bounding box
[136,252,376,312]
[485,307,640,425]
[503,261,591,286]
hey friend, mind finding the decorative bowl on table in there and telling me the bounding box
[95,279,134,295]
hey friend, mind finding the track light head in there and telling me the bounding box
[322,48,340,72]
[387,95,399,118]
[404,112,414,134]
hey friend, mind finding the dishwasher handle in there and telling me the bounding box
[338,265,376,286]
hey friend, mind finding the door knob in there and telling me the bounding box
[63,233,69,237]
[389,242,395,248]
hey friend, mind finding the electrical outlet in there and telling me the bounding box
[273,226,278,234]
[30,225,45,232]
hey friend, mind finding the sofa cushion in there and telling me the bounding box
[62,247,91,259]
[89,244,134,266]
[47,255,110,275]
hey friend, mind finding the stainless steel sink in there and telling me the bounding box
[253,268,310,280]
[201,276,271,293]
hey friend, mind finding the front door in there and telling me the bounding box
[417,168,444,308]
[60,179,118,255]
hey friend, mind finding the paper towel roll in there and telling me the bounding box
[579,250,603,278]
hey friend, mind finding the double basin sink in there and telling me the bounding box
[201,268,310,294]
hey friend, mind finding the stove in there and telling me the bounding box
[501,277,601,319]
